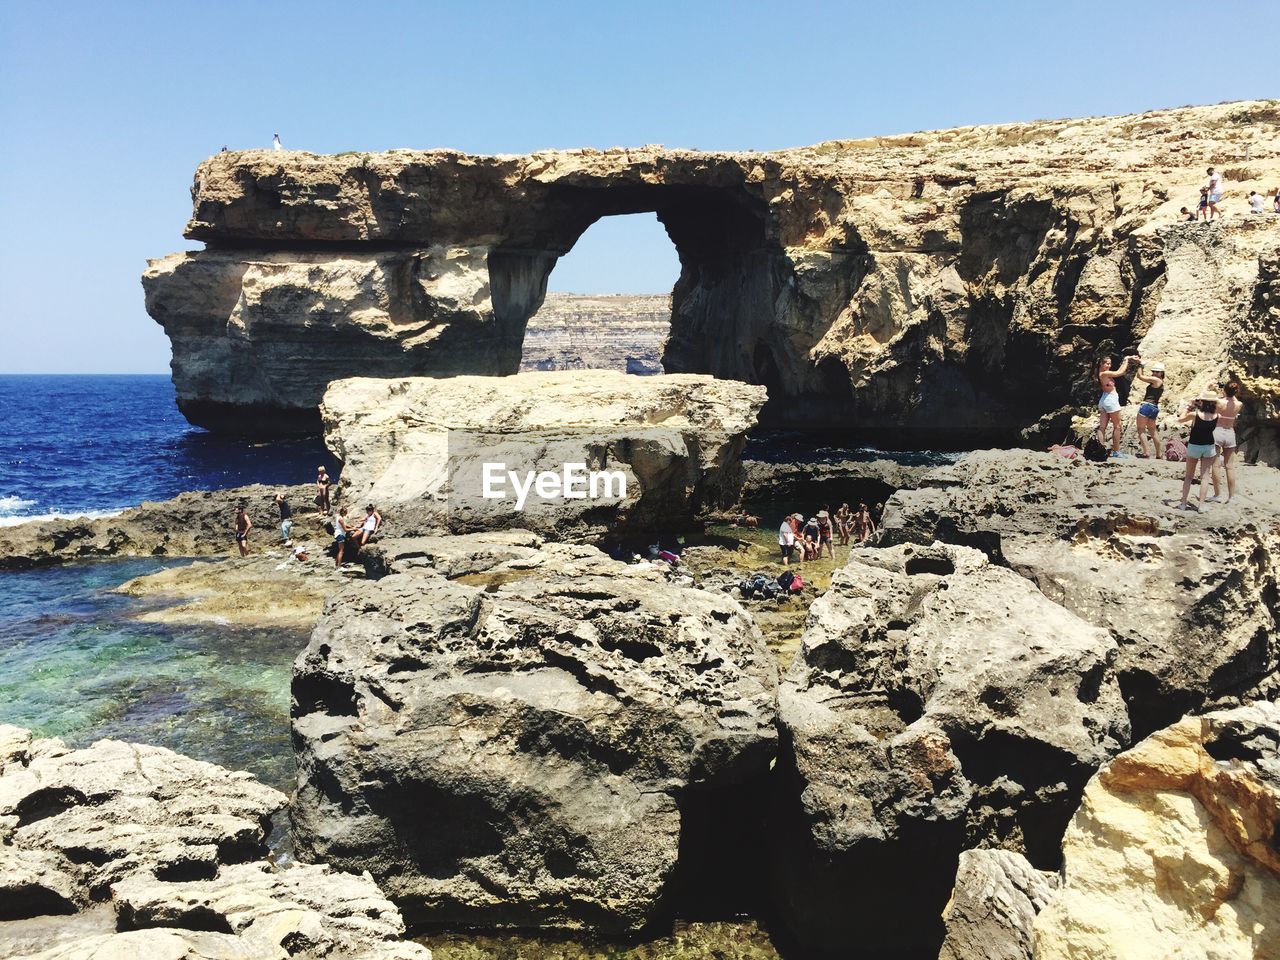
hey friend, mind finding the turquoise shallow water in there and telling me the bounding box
[0,559,303,792]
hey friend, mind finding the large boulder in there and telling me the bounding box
[1033,701,1280,960]
[771,542,1129,957]
[320,371,766,540]
[882,450,1280,736]
[0,727,429,960]
[290,547,779,933]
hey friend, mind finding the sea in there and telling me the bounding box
[0,375,329,791]
[0,374,331,525]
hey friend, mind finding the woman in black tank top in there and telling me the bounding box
[1175,396,1218,510]
[1133,361,1165,458]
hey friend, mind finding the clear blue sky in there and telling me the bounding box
[0,0,1274,373]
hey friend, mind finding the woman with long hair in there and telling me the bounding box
[1133,361,1165,458]
[1095,354,1137,457]
[1210,381,1244,504]
[1175,395,1220,511]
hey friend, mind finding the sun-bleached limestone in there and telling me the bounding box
[1033,701,1280,960]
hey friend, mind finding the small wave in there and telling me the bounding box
[0,495,38,517]
[0,508,125,528]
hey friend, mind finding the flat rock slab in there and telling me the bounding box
[321,371,766,540]
[882,450,1280,736]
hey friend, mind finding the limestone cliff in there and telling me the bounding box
[520,292,669,374]
[145,101,1280,458]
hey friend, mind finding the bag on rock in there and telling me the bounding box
[777,570,796,590]
[1164,437,1187,462]
[1083,437,1109,463]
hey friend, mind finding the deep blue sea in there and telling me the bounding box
[0,375,332,524]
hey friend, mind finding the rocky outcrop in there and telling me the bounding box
[0,483,316,570]
[520,293,670,374]
[290,543,779,933]
[882,450,1280,736]
[940,849,1059,960]
[1032,701,1280,960]
[0,727,427,960]
[320,371,766,540]
[147,102,1280,457]
[770,542,1128,956]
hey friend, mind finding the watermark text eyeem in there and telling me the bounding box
[481,462,627,511]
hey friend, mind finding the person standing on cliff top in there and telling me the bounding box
[272,133,283,151]
[234,503,252,557]
[1206,167,1224,220]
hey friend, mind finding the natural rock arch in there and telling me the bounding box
[144,101,1280,460]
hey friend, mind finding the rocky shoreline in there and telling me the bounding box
[2,433,1276,958]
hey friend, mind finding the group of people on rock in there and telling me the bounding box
[230,465,383,565]
[1179,167,1280,222]
[1093,354,1246,511]
[777,501,882,565]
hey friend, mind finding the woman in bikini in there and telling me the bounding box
[1210,381,1244,504]
[1095,354,1137,458]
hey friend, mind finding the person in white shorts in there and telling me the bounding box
[1209,381,1244,504]
[1095,354,1137,457]
[1206,167,1224,220]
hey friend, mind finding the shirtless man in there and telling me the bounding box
[234,503,252,557]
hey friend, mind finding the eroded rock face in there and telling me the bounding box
[940,849,1059,960]
[1032,701,1280,960]
[771,542,1128,956]
[290,549,779,933]
[320,371,766,540]
[882,450,1280,736]
[0,727,428,960]
[147,102,1280,456]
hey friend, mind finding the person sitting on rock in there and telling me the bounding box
[1133,361,1165,458]
[358,504,382,545]
[1180,206,1197,222]
[1249,191,1266,214]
